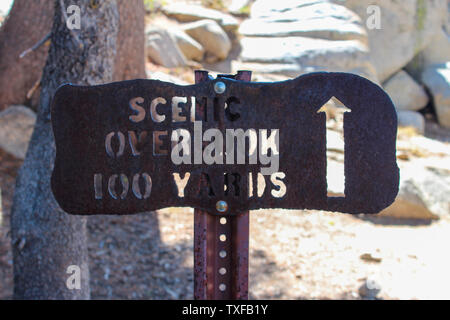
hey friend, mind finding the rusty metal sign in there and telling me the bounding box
[51,71,399,217]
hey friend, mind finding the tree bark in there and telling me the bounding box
[114,0,146,81]
[0,0,54,111]
[0,0,145,111]
[10,0,119,299]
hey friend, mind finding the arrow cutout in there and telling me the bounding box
[317,97,351,198]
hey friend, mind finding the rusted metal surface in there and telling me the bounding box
[193,209,250,300]
[51,72,399,216]
[194,71,249,300]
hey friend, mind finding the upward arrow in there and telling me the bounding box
[317,97,351,197]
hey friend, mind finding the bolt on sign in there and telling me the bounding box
[51,72,399,216]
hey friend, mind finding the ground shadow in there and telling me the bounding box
[88,211,193,299]
[249,248,301,300]
[353,214,434,227]
[424,119,450,143]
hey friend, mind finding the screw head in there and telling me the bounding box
[214,81,226,94]
[216,200,228,213]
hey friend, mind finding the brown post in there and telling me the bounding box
[194,70,251,300]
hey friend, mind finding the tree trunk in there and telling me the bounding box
[10,0,119,299]
[0,0,145,111]
[114,0,146,81]
[0,0,54,110]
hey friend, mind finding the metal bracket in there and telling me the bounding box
[194,70,251,300]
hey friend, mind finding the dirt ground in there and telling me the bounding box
[1,143,450,300]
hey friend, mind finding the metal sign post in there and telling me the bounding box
[50,69,400,300]
[194,71,251,300]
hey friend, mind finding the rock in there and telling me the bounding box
[0,0,12,26]
[228,0,252,15]
[406,28,450,79]
[379,164,450,220]
[360,253,382,263]
[235,0,379,82]
[251,73,291,82]
[327,129,345,154]
[147,71,188,85]
[233,63,379,85]
[162,4,239,31]
[351,66,380,84]
[250,0,327,18]
[425,28,450,66]
[383,71,429,111]
[359,278,381,299]
[239,2,367,42]
[422,64,450,129]
[232,61,307,78]
[183,20,231,62]
[169,29,204,62]
[237,36,375,79]
[446,1,450,35]
[333,0,448,82]
[146,28,187,68]
[0,105,36,159]
[397,110,425,134]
